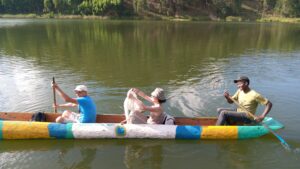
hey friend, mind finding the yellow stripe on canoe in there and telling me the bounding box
[2,121,50,139]
[201,126,238,139]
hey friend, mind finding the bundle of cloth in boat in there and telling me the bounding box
[123,89,146,124]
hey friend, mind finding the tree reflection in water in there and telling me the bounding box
[124,142,163,169]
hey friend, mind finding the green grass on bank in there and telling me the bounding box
[0,13,110,19]
[225,16,243,22]
[0,14,40,18]
[0,13,211,21]
[1,13,300,24]
[258,16,300,23]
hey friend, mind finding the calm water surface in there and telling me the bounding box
[0,19,300,169]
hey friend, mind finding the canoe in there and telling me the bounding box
[0,112,284,140]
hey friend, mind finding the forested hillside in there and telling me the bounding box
[1,0,300,20]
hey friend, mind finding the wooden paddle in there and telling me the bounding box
[229,96,291,150]
[52,77,57,113]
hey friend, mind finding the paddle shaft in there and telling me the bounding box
[52,77,57,113]
[229,96,290,148]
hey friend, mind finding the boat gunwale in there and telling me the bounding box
[0,112,218,126]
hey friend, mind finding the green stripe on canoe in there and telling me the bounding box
[238,117,284,139]
[66,123,74,139]
[238,126,269,139]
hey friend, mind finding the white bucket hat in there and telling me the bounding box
[74,85,88,92]
[151,88,166,101]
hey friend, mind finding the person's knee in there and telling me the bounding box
[218,111,226,117]
[219,111,230,121]
[216,112,226,125]
[217,108,226,114]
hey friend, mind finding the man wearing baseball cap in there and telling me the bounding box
[52,82,97,123]
[216,76,272,125]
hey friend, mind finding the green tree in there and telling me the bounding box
[52,0,71,13]
[262,0,277,13]
[209,0,241,18]
[78,0,92,15]
[132,0,146,14]
[0,0,43,13]
[44,0,54,12]
[67,0,83,14]
[275,0,300,17]
[78,0,121,15]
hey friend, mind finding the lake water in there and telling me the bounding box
[0,19,300,169]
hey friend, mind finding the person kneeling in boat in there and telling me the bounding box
[216,76,272,125]
[131,88,175,125]
[52,82,97,123]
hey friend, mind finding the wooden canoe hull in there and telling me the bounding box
[0,112,217,126]
[0,112,284,140]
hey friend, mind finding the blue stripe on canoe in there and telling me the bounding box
[0,121,3,140]
[48,123,74,139]
[175,126,201,139]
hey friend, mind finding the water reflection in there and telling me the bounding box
[124,142,162,169]
[0,139,164,169]
[58,147,97,169]
[1,20,300,118]
[0,19,31,28]
[215,141,253,169]
[0,140,105,168]
[1,20,300,169]
[1,138,300,169]
[213,138,300,169]
[1,21,300,87]
[168,61,228,117]
[0,56,53,112]
[1,21,300,115]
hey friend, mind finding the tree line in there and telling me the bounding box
[0,0,123,15]
[1,0,300,19]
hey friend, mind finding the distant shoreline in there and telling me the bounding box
[0,14,111,20]
[1,13,300,23]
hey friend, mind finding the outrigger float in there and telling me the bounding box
[0,112,284,140]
